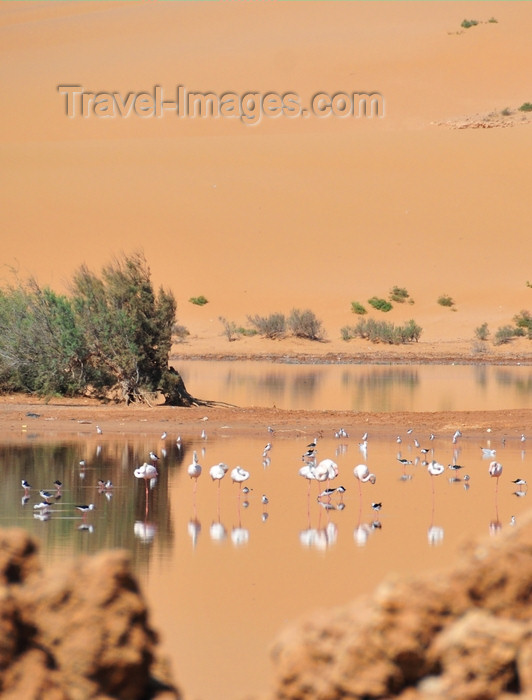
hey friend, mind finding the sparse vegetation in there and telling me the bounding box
[493,325,517,346]
[471,341,488,355]
[501,107,512,117]
[219,316,239,342]
[474,322,490,341]
[488,17,498,23]
[518,102,532,113]
[173,323,190,343]
[351,301,367,315]
[461,19,479,29]
[0,252,201,405]
[189,295,209,306]
[368,296,393,313]
[288,308,325,341]
[389,286,411,304]
[513,310,532,339]
[247,312,286,339]
[437,294,455,308]
[219,317,257,342]
[341,318,422,344]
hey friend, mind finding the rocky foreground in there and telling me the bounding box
[0,529,180,699]
[1,514,532,700]
[267,512,532,700]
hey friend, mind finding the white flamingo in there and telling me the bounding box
[134,462,158,499]
[427,459,444,494]
[353,463,376,488]
[209,462,229,489]
[313,458,339,490]
[187,450,202,493]
[299,463,317,495]
[231,466,250,494]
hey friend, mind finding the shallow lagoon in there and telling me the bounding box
[1,400,529,699]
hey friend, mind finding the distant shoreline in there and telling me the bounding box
[171,351,532,366]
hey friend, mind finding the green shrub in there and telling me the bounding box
[493,325,517,346]
[474,322,490,341]
[189,295,208,306]
[461,19,479,29]
[219,317,257,342]
[0,252,199,405]
[173,323,190,342]
[389,286,410,304]
[368,296,393,313]
[437,294,455,308]
[340,326,353,341]
[247,312,286,339]
[288,308,324,341]
[351,301,367,315]
[518,103,532,113]
[342,318,421,344]
[219,316,239,342]
[513,310,532,338]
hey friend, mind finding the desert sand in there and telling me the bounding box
[1,0,532,364]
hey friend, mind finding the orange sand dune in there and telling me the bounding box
[1,1,532,353]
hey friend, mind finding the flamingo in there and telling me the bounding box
[187,450,202,493]
[209,462,229,489]
[427,460,445,493]
[299,463,317,495]
[314,458,338,491]
[353,463,376,491]
[134,462,158,497]
[230,466,250,496]
[489,460,503,493]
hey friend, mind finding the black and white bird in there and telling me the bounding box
[511,478,527,489]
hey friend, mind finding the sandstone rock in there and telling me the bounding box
[0,528,181,699]
[269,513,532,699]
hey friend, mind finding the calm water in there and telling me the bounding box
[177,360,532,412]
[0,418,530,700]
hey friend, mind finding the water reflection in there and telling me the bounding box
[0,430,530,700]
[177,360,532,411]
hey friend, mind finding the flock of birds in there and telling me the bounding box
[18,422,529,546]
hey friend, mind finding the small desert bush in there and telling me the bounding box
[437,294,455,308]
[474,322,490,341]
[288,308,324,341]
[218,318,256,342]
[471,341,488,355]
[389,286,410,304]
[351,301,367,315]
[219,317,239,342]
[461,19,479,29]
[368,296,393,313]
[501,107,512,117]
[518,102,532,113]
[342,318,421,344]
[189,295,208,306]
[488,17,498,23]
[247,313,286,339]
[513,310,532,339]
[173,323,190,343]
[493,325,517,346]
